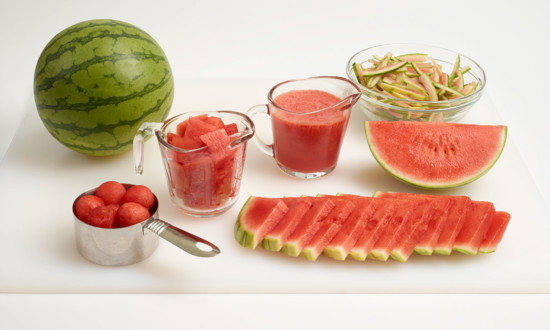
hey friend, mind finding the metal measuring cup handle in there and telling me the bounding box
[145,219,221,257]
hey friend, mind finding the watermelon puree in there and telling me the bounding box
[272,90,350,174]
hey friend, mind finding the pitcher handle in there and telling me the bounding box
[133,122,162,175]
[246,104,274,157]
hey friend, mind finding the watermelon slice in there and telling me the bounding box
[479,211,511,253]
[323,196,375,260]
[365,121,507,189]
[368,199,415,261]
[453,201,495,255]
[433,196,472,255]
[261,198,312,251]
[281,198,336,257]
[348,199,397,261]
[389,200,436,262]
[374,191,452,255]
[234,197,289,249]
[301,200,355,261]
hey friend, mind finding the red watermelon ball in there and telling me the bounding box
[95,181,126,205]
[86,204,119,228]
[74,195,105,221]
[121,185,155,209]
[114,202,151,228]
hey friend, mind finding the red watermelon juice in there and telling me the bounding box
[271,89,351,176]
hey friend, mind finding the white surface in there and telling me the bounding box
[1,0,549,328]
[1,79,549,295]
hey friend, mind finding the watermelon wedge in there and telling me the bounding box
[281,198,336,257]
[453,201,495,255]
[322,196,375,260]
[479,211,511,253]
[234,197,289,249]
[348,198,396,261]
[261,198,312,251]
[365,121,507,189]
[301,200,355,261]
[368,199,415,261]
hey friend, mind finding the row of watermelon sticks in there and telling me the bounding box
[235,191,510,263]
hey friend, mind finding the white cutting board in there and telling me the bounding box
[1,79,549,294]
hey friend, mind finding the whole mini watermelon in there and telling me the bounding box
[33,19,174,156]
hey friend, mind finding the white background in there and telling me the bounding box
[1,0,549,329]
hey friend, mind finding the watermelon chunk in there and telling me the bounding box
[478,211,511,253]
[223,123,239,136]
[234,197,289,250]
[323,195,375,261]
[348,199,397,261]
[261,198,312,251]
[301,200,355,261]
[453,201,495,255]
[281,198,336,257]
[184,117,217,143]
[368,199,415,261]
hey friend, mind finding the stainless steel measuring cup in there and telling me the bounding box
[73,184,220,266]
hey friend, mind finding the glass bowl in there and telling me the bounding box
[346,43,486,122]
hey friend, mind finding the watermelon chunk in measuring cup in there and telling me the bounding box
[166,114,245,211]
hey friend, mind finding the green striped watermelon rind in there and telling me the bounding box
[364,121,508,189]
[34,19,174,156]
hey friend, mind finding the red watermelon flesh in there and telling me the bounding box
[323,196,375,260]
[453,201,495,255]
[433,196,472,255]
[301,200,355,261]
[234,197,289,250]
[261,198,313,251]
[389,200,437,262]
[348,199,397,261]
[281,198,336,257]
[479,211,511,253]
[368,199,415,261]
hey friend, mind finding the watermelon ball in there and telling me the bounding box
[121,185,155,209]
[114,202,151,228]
[74,195,105,222]
[95,181,126,205]
[86,204,119,228]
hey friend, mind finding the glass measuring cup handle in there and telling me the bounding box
[133,122,163,175]
[246,104,274,157]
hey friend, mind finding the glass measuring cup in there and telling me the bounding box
[134,111,255,217]
[247,76,361,179]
